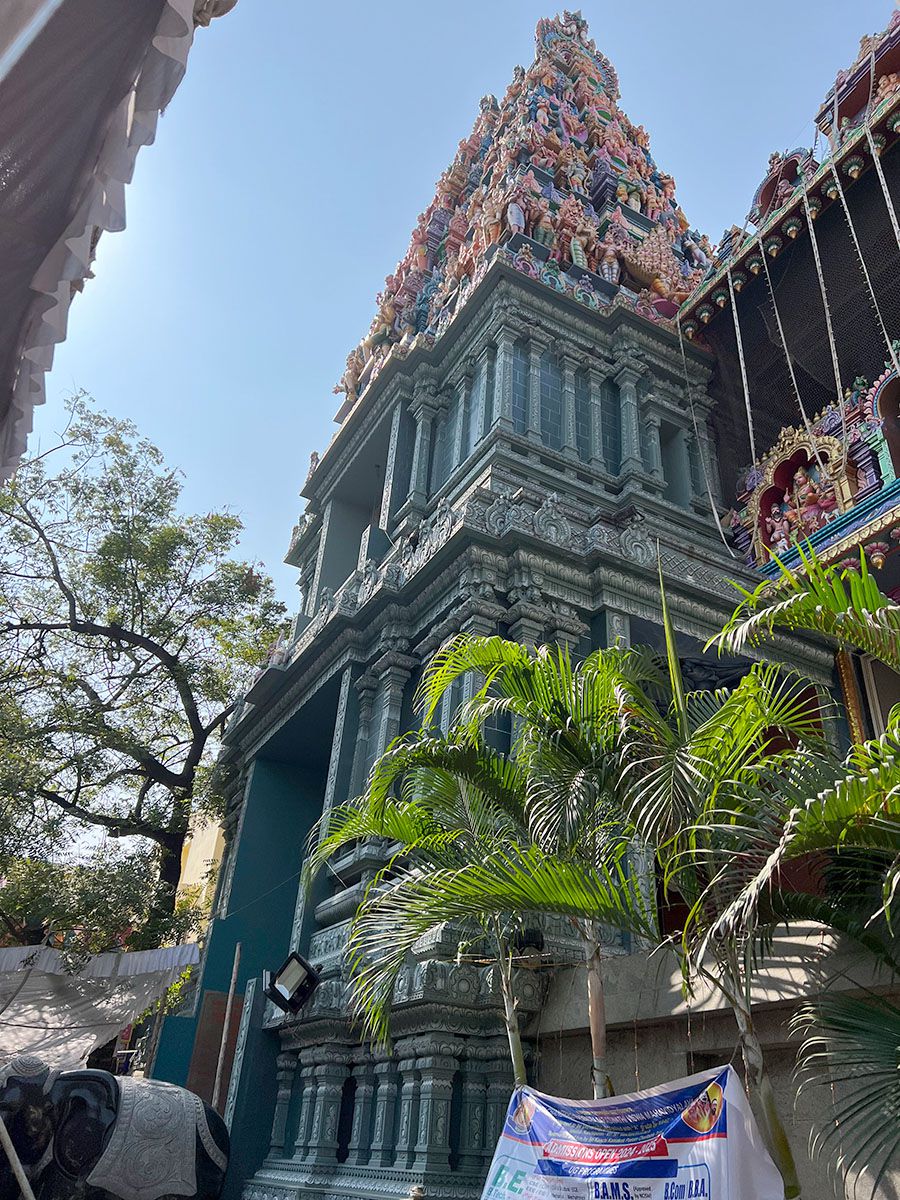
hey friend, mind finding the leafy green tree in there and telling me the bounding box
[0,393,286,946]
[0,849,203,960]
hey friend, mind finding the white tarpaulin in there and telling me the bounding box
[0,943,198,1069]
[482,1065,782,1200]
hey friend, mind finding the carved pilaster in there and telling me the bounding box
[562,354,577,456]
[370,652,417,761]
[457,1053,488,1173]
[348,673,378,796]
[527,337,544,441]
[369,1055,399,1168]
[494,330,515,429]
[345,1055,376,1167]
[450,375,468,469]
[482,1041,515,1169]
[305,1049,350,1164]
[587,366,607,472]
[407,389,438,513]
[290,1057,318,1163]
[605,608,631,648]
[645,412,664,482]
[268,1050,299,1159]
[395,1038,422,1171]
[615,363,643,477]
[413,1039,463,1173]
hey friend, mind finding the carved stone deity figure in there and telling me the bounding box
[765,501,792,553]
[506,196,526,236]
[788,465,838,533]
[531,201,557,249]
[598,242,621,285]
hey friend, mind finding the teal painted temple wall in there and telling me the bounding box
[152,758,322,1090]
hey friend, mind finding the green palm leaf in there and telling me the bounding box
[793,991,900,1194]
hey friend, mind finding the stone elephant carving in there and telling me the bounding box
[0,1055,228,1200]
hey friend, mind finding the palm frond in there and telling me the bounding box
[346,843,658,1045]
[793,991,900,1195]
[713,547,900,673]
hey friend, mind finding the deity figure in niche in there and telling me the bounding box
[506,197,526,236]
[785,463,839,533]
[765,501,793,553]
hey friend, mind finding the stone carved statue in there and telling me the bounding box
[0,1056,228,1200]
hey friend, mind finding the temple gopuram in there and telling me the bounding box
[151,12,900,1199]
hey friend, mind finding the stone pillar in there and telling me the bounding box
[406,390,437,514]
[369,1055,399,1168]
[345,1055,376,1167]
[268,1050,299,1159]
[348,673,378,797]
[457,1053,488,1174]
[645,412,664,482]
[395,1038,422,1170]
[605,608,631,648]
[291,1055,318,1163]
[370,652,416,762]
[482,1041,515,1170]
[306,1049,350,1164]
[562,354,578,457]
[413,1038,462,1173]
[378,401,405,530]
[695,418,723,506]
[450,375,468,469]
[494,330,515,430]
[527,338,544,441]
[587,366,607,472]
[616,364,644,477]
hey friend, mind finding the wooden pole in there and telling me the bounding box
[0,1115,36,1200]
[211,941,241,1112]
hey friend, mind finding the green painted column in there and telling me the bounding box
[290,1057,317,1164]
[345,1055,376,1167]
[394,1038,422,1170]
[413,1038,462,1172]
[369,1055,399,1168]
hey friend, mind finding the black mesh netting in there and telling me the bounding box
[706,141,900,505]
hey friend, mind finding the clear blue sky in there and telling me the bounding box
[37,0,891,605]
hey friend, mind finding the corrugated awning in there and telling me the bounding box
[0,0,237,482]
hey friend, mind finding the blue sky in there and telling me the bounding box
[37,0,891,605]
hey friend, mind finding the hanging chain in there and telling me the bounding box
[675,312,737,557]
[801,187,849,470]
[726,264,757,464]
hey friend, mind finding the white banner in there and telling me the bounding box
[481,1065,782,1200]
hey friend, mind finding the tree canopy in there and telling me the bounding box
[0,393,286,949]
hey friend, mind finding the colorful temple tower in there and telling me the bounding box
[149,12,862,1199]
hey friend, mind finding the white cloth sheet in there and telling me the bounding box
[0,943,199,1069]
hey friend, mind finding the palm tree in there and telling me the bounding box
[306,731,654,1090]
[416,637,666,1098]
[707,547,900,1191]
[604,579,834,1199]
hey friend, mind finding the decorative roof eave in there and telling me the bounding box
[679,90,900,339]
[0,0,239,484]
